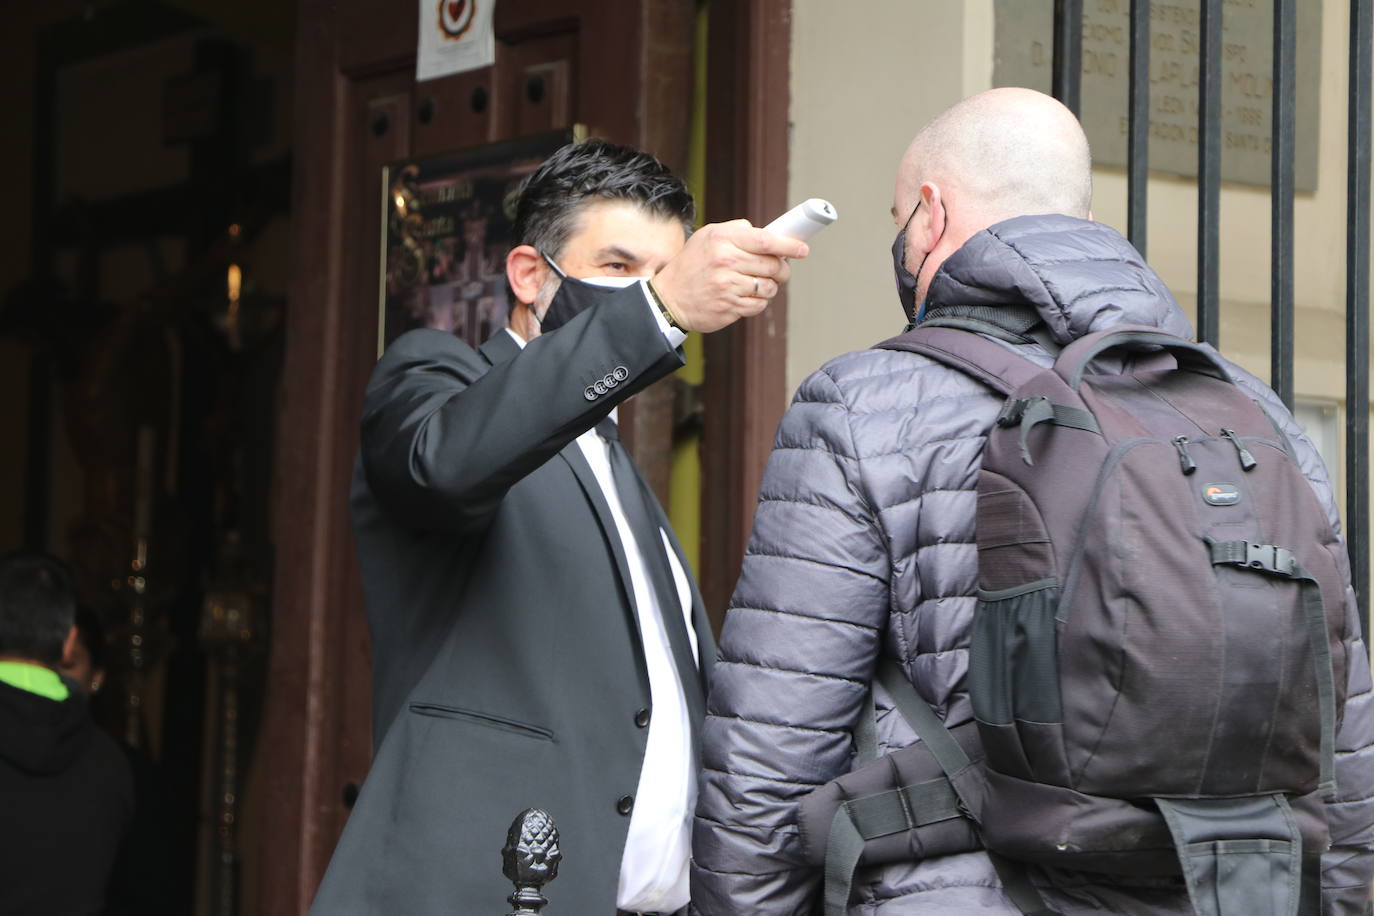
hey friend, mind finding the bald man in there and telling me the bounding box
[691,89,1374,914]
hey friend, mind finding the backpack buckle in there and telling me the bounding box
[1245,542,1297,577]
[996,398,1031,428]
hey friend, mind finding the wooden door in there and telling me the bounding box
[257,2,694,911]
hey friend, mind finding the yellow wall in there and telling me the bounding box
[666,0,712,575]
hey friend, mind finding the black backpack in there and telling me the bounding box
[800,324,1348,916]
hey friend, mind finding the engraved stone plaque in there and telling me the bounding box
[994,0,1320,191]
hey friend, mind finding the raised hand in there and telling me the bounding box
[651,219,809,334]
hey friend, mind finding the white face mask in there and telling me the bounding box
[543,254,640,288]
[579,276,639,289]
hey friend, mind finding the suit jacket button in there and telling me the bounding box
[584,386,597,401]
[616,794,634,816]
[604,372,618,388]
[634,708,650,728]
[612,366,628,381]
[593,379,608,395]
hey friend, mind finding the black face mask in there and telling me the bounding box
[531,253,640,334]
[892,202,930,331]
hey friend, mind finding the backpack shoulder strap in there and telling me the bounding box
[875,325,1045,396]
[874,659,971,778]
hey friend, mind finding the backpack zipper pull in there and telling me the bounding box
[1220,429,1258,470]
[1173,436,1197,475]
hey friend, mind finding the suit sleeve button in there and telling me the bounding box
[616,794,635,816]
[612,366,628,381]
[593,379,608,395]
[584,386,597,401]
[634,708,650,728]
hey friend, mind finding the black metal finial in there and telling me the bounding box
[501,808,561,915]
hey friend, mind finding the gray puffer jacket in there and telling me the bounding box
[691,214,1374,915]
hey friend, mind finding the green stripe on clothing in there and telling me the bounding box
[0,661,69,702]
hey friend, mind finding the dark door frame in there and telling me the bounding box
[699,0,793,624]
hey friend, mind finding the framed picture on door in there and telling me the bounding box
[378,125,585,356]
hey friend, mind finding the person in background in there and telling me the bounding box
[0,551,133,916]
[60,601,177,916]
[60,604,107,696]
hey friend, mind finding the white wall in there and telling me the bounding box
[785,0,995,396]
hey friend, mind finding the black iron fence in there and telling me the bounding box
[1052,0,1373,638]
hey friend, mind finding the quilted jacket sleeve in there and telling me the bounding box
[1297,469,1374,914]
[691,367,892,915]
[1232,370,1374,914]
[1321,555,1374,916]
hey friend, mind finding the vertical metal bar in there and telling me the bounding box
[1271,0,1296,409]
[1127,0,1151,255]
[1197,0,1223,347]
[1348,0,1372,637]
[1053,0,1084,116]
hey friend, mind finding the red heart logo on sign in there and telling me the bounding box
[448,0,464,19]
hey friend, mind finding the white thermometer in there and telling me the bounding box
[765,198,838,241]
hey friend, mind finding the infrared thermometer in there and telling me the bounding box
[765,198,838,241]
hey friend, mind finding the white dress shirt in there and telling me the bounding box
[506,285,695,912]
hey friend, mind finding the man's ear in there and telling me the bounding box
[505,245,547,306]
[60,626,79,668]
[919,182,946,255]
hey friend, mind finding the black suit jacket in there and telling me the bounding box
[311,288,715,914]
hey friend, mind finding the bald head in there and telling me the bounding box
[897,88,1092,226]
[891,89,1094,312]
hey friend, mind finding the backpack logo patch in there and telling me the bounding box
[1203,483,1241,506]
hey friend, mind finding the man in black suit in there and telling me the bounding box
[311,140,807,914]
